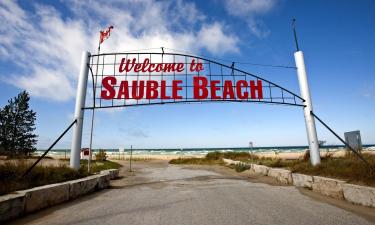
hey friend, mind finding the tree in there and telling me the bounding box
[0,91,37,156]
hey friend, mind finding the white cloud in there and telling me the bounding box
[226,0,276,16]
[225,0,278,38]
[0,0,239,102]
[197,23,239,55]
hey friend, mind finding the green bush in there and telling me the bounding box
[234,163,251,172]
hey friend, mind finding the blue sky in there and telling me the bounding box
[0,0,374,149]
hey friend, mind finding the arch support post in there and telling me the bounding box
[294,51,321,166]
[70,51,91,169]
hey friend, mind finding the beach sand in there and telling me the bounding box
[105,149,375,161]
[3,149,372,163]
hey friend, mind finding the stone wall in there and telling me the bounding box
[0,169,119,223]
[222,159,375,208]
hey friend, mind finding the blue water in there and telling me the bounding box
[37,145,375,156]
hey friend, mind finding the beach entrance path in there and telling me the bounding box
[8,160,375,225]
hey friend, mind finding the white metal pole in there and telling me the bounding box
[70,51,91,169]
[294,51,321,166]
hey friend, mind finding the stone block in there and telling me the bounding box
[312,176,345,199]
[292,173,313,189]
[69,176,99,200]
[97,174,111,189]
[251,164,270,176]
[107,169,119,179]
[343,183,375,207]
[23,183,70,213]
[0,192,25,222]
[268,168,293,184]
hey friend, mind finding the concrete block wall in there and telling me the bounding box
[0,169,119,223]
[222,159,375,208]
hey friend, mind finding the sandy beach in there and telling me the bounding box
[3,149,373,165]
[105,149,375,161]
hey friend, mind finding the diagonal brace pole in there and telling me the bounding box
[310,111,373,170]
[22,119,77,177]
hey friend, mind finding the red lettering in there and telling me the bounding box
[189,59,196,72]
[149,63,156,72]
[160,81,171,99]
[236,80,249,99]
[210,80,221,99]
[146,81,159,99]
[142,58,150,73]
[125,58,136,72]
[134,63,142,73]
[172,80,183,99]
[176,63,184,72]
[119,58,126,73]
[223,80,235,99]
[117,80,130,99]
[155,64,163,72]
[193,77,208,99]
[132,80,145,100]
[250,80,263,99]
[101,76,116,99]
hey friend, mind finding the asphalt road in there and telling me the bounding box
[8,161,375,225]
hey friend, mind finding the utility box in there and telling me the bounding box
[344,130,362,152]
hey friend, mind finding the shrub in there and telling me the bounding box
[95,149,107,161]
[205,152,223,160]
[234,163,251,172]
[302,150,310,161]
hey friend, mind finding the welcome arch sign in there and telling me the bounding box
[70,50,321,169]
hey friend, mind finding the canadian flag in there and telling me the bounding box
[99,25,114,44]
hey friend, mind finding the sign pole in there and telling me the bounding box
[88,40,101,173]
[292,20,321,166]
[70,51,90,169]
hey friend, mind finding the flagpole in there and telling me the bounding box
[88,36,101,173]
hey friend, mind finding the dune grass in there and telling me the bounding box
[0,160,121,196]
[240,152,375,186]
[169,151,375,186]
[169,157,224,165]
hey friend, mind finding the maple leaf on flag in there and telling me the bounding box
[99,25,114,44]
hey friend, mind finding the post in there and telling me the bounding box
[129,145,133,172]
[70,51,91,169]
[294,51,321,166]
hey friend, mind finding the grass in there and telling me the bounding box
[205,151,258,161]
[80,160,121,173]
[169,151,375,186]
[169,151,258,166]
[288,155,375,187]
[169,157,224,165]
[243,152,375,187]
[0,159,121,196]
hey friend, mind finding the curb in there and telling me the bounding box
[0,169,119,223]
[222,159,375,208]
